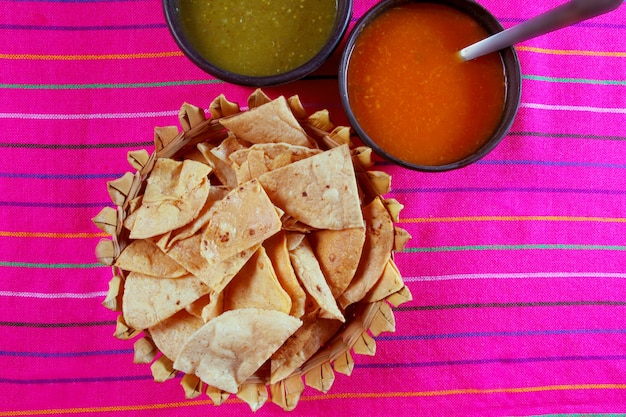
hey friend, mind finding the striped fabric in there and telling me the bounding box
[1,0,625,415]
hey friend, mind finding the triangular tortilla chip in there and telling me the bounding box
[309,227,366,298]
[222,247,292,314]
[270,318,341,383]
[165,233,259,292]
[230,144,322,185]
[148,310,204,361]
[114,239,187,278]
[197,142,239,190]
[201,291,224,322]
[219,96,312,148]
[160,186,230,250]
[184,294,210,319]
[263,232,307,318]
[288,235,344,322]
[130,158,211,239]
[122,272,210,330]
[338,197,395,309]
[200,179,282,266]
[230,143,321,170]
[258,145,364,230]
[173,308,302,393]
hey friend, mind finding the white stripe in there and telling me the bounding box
[521,102,626,114]
[0,290,107,299]
[405,272,626,282]
[0,110,179,120]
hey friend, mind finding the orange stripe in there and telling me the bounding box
[0,231,107,238]
[304,383,626,399]
[0,400,214,416]
[2,384,625,415]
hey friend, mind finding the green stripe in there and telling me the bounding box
[0,79,223,90]
[404,244,626,253]
[0,261,103,269]
[523,74,626,85]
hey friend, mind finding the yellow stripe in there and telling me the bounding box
[0,52,184,61]
[517,45,626,58]
[0,231,108,238]
[400,216,626,224]
[2,384,625,415]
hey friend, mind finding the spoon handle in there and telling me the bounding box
[459,0,623,61]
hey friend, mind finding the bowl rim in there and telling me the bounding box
[338,0,522,172]
[163,0,353,87]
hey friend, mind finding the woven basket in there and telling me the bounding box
[92,90,412,411]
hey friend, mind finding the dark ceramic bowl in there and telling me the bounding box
[163,0,353,87]
[339,0,522,172]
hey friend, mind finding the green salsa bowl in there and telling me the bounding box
[164,0,353,86]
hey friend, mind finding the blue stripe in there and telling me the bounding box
[477,159,626,169]
[0,141,153,150]
[498,17,626,30]
[2,356,624,384]
[0,172,122,180]
[392,187,626,195]
[378,328,626,341]
[0,375,154,384]
[508,131,626,141]
[0,201,110,208]
[0,23,166,31]
[0,349,133,358]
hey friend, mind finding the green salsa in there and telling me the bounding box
[179,0,338,77]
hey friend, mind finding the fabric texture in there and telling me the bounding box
[1,0,625,415]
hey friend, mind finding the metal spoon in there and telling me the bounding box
[459,0,623,61]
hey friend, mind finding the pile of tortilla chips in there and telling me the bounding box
[93,90,412,411]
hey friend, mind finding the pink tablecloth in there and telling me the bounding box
[1,0,626,415]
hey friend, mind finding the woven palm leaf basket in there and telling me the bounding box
[93,90,412,411]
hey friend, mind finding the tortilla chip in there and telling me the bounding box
[309,227,366,298]
[338,197,395,309]
[231,144,323,185]
[231,143,321,170]
[222,247,292,314]
[197,142,239,190]
[258,145,364,230]
[114,239,187,278]
[219,96,312,148]
[201,291,224,322]
[148,310,204,361]
[288,235,344,322]
[122,272,210,330]
[185,296,209,320]
[270,318,342,383]
[173,308,302,393]
[161,186,230,250]
[263,232,307,318]
[130,158,211,239]
[200,179,282,266]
